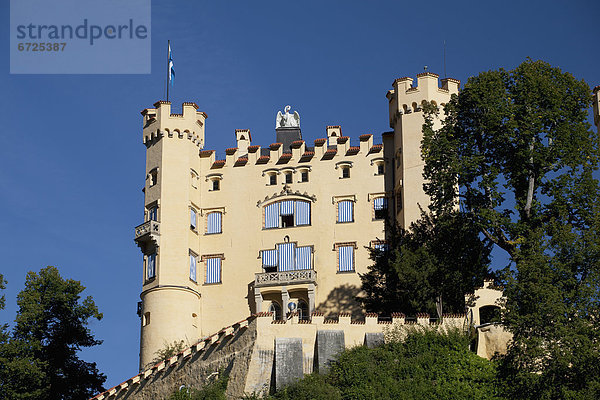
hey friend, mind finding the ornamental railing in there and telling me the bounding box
[255,269,316,288]
[134,220,160,242]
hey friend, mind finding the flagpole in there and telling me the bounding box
[166,40,170,102]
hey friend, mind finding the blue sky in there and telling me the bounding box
[1,0,599,390]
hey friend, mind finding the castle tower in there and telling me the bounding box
[386,73,459,228]
[135,101,207,369]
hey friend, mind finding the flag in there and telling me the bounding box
[168,44,175,86]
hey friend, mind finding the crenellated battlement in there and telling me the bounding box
[386,72,460,128]
[141,101,207,148]
[198,133,383,171]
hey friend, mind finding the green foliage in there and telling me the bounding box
[422,59,600,398]
[170,371,228,400]
[270,329,503,400]
[0,266,106,400]
[360,212,492,316]
[152,340,186,366]
[271,373,341,400]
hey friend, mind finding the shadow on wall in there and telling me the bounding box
[246,281,256,314]
[316,284,362,317]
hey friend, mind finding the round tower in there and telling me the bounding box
[135,101,206,369]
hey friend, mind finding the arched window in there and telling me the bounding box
[269,302,282,321]
[264,200,311,229]
[479,305,501,324]
[298,300,309,321]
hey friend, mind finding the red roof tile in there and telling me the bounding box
[225,147,237,155]
[290,140,304,148]
[337,136,349,143]
[270,143,282,150]
[199,150,214,157]
[247,145,260,152]
[256,155,270,164]
[314,138,327,145]
[359,134,372,141]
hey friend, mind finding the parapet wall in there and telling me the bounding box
[91,312,467,399]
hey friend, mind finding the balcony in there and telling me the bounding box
[134,220,160,250]
[255,269,317,288]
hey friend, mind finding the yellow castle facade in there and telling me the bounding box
[133,72,461,368]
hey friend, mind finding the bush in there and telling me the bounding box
[272,328,505,400]
[170,371,228,400]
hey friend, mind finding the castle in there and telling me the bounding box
[133,72,459,369]
[90,73,600,399]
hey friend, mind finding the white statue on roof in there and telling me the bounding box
[276,105,300,129]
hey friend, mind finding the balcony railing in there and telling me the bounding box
[134,220,160,249]
[255,269,316,288]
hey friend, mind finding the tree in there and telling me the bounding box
[422,59,600,398]
[0,267,106,400]
[269,329,504,400]
[360,211,492,316]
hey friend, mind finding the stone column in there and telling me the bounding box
[307,284,316,314]
[254,287,263,313]
[281,287,289,316]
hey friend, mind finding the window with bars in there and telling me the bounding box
[146,253,156,280]
[261,243,313,272]
[206,211,222,234]
[212,180,220,191]
[264,200,311,229]
[189,251,197,282]
[374,197,388,220]
[204,256,222,284]
[342,167,350,178]
[285,173,293,184]
[269,174,277,185]
[377,163,384,175]
[337,200,354,223]
[301,171,309,182]
[336,244,355,272]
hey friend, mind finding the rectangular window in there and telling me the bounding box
[148,206,158,221]
[190,208,197,230]
[377,163,384,175]
[206,257,221,284]
[265,202,280,229]
[212,180,220,191]
[396,192,402,213]
[285,173,292,184]
[277,242,295,272]
[189,252,197,282]
[337,200,354,223]
[270,174,277,185]
[374,197,388,220]
[206,212,222,234]
[261,243,313,272]
[342,167,350,178]
[295,201,311,226]
[301,171,309,182]
[261,249,278,271]
[338,245,354,272]
[280,200,295,227]
[295,246,312,270]
[147,253,156,280]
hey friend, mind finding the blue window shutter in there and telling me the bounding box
[189,254,197,281]
[338,246,354,272]
[190,209,197,228]
[280,200,295,216]
[374,197,387,210]
[277,243,295,271]
[338,200,354,223]
[207,212,222,234]
[295,201,311,226]
[261,249,278,268]
[206,257,221,284]
[265,202,280,229]
[295,246,312,270]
